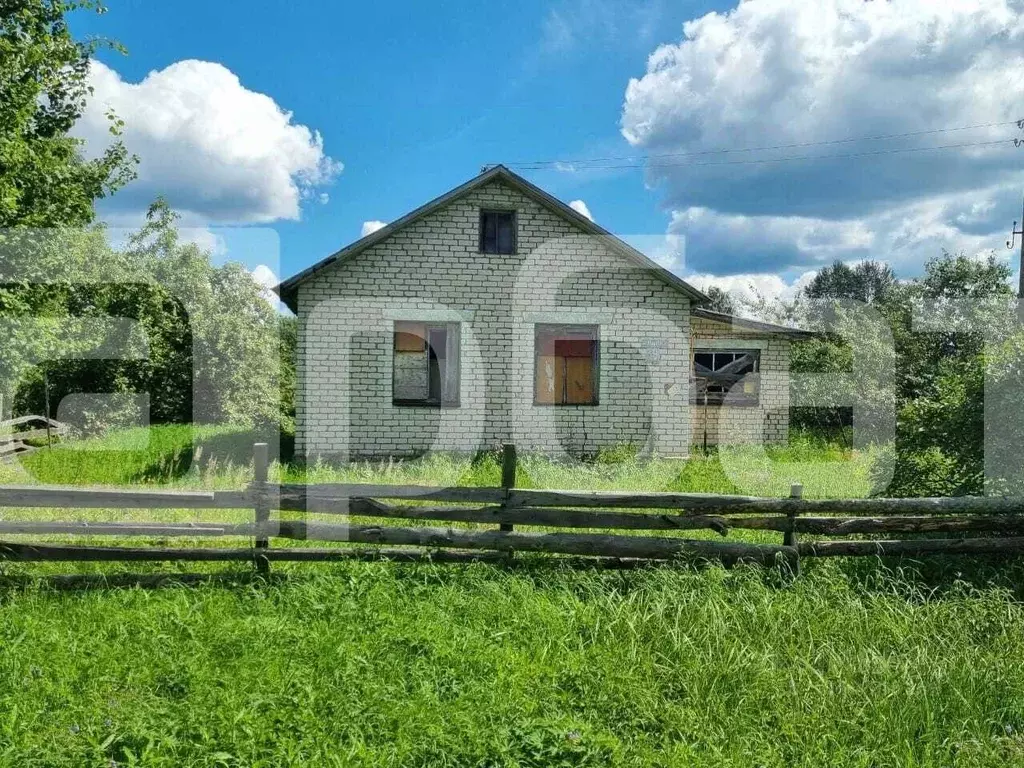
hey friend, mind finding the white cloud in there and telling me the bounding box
[688,270,818,308]
[667,186,1008,275]
[569,199,594,221]
[622,0,1024,277]
[179,227,228,258]
[669,206,873,273]
[361,220,387,237]
[75,59,341,224]
[251,264,287,312]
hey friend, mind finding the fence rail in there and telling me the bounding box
[1,442,1024,574]
[0,416,70,459]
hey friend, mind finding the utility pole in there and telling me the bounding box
[1007,195,1024,306]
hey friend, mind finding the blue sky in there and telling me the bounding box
[71,0,1024,305]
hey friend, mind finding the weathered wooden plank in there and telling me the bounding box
[506,489,1024,515]
[297,501,735,533]
[506,489,770,510]
[264,547,507,563]
[500,444,516,533]
[791,515,1024,535]
[0,486,252,510]
[266,521,792,563]
[253,443,270,577]
[0,521,251,536]
[2,427,68,442]
[273,483,507,508]
[0,415,69,431]
[0,540,509,564]
[799,537,1024,558]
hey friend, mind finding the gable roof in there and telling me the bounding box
[691,307,815,339]
[275,165,710,312]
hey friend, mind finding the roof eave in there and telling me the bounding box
[691,307,817,339]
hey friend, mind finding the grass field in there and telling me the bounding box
[5,423,874,498]
[1,426,1023,766]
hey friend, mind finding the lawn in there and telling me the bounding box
[0,426,1022,766]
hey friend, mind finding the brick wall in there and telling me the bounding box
[295,178,698,459]
[690,316,791,446]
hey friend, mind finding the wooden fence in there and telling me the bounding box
[2,442,1024,574]
[0,415,70,460]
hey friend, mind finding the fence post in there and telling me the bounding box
[500,444,516,532]
[253,442,270,577]
[784,482,803,576]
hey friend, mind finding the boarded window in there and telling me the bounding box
[692,349,760,407]
[534,324,599,405]
[393,321,460,406]
[479,210,516,254]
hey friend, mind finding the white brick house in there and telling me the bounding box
[277,166,810,460]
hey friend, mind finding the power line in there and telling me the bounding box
[510,138,1015,171]
[503,119,1023,170]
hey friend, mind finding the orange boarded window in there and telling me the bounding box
[534,324,599,405]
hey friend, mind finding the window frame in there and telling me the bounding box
[533,323,601,407]
[691,348,761,408]
[392,321,461,408]
[479,209,517,255]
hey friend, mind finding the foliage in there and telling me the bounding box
[702,285,736,315]
[1,202,284,430]
[768,251,1020,496]
[278,314,297,431]
[0,0,136,228]
[803,259,896,306]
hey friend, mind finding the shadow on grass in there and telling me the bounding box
[130,428,295,483]
[1,552,1022,602]
[18,425,296,485]
[0,552,794,598]
[0,568,262,595]
[807,553,1024,601]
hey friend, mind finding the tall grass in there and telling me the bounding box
[6,425,875,499]
[0,562,1022,766]
[2,426,1020,765]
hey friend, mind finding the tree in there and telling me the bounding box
[0,0,136,228]
[703,286,737,315]
[278,314,297,431]
[804,260,896,305]
[919,250,1013,300]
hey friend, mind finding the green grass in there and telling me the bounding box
[2,562,1023,766]
[5,424,875,499]
[1,425,1022,766]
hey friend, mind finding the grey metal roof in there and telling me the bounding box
[275,165,710,312]
[691,307,816,338]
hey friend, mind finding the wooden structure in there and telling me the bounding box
[0,416,69,460]
[1,443,1024,572]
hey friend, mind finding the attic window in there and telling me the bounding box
[692,349,760,407]
[480,210,516,254]
[393,321,461,407]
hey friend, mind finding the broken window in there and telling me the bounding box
[479,210,516,254]
[393,321,460,406]
[534,324,599,405]
[692,349,760,407]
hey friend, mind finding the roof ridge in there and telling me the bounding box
[275,166,709,311]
